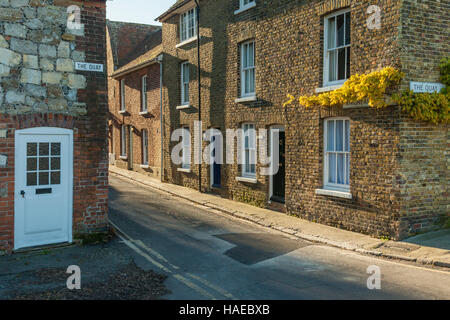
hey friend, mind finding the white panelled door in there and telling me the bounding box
[14,127,73,250]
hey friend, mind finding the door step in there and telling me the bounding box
[268,201,286,213]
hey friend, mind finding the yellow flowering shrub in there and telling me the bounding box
[284,64,450,124]
[293,67,404,108]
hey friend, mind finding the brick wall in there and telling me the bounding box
[160,0,447,240]
[0,0,108,252]
[395,0,449,237]
[109,64,162,179]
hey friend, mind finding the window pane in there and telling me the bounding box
[51,172,61,185]
[27,173,37,186]
[249,68,255,93]
[336,120,344,151]
[27,143,37,156]
[39,143,49,156]
[248,43,254,67]
[345,120,350,152]
[327,120,335,151]
[346,153,350,185]
[327,17,336,49]
[345,12,351,45]
[337,14,345,47]
[338,48,346,80]
[328,153,336,183]
[346,47,351,79]
[39,172,49,185]
[337,153,345,184]
[51,157,60,170]
[51,143,61,156]
[39,157,49,170]
[245,69,250,93]
[242,44,248,68]
[27,158,37,171]
[328,51,336,82]
[184,83,189,102]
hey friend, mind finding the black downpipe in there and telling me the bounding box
[195,0,202,193]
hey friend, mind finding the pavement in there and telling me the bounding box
[109,166,450,269]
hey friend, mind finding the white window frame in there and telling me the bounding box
[323,117,350,192]
[235,0,256,14]
[240,40,256,98]
[120,79,126,112]
[242,123,256,178]
[141,75,147,113]
[179,8,197,43]
[120,124,127,158]
[181,62,190,106]
[142,129,148,165]
[181,126,191,170]
[323,9,351,87]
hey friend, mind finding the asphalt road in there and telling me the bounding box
[109,175,450,300]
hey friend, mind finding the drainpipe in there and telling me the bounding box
[154,54,164,182]
[194,0,202,193]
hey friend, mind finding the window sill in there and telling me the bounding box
[236,176,257,184]
[234,2,256,15]
[119,156,128,160]
[177,168,191,173]
[176,104,191,110]
[315,188,352,199]
[315,84,344,93]
[176,36,198,48]
[235,95,257,103]
[139,110,149,115]
[140,164,149,169]
[118,110,126,114]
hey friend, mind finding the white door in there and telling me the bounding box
[14,127,73,250]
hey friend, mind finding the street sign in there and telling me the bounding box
[410,81,445,93]
[75,62,104,72]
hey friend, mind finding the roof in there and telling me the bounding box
[156,0,193,22]
[111,44,163,78]
[106,20,162,71]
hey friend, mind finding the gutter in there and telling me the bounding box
[154,54,164,182]
[111,59,159,79]
[194,0,202,193]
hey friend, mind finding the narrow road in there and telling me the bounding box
[109,175,450,300]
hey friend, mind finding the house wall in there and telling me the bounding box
[161,0,448,239]
[395,0,449,237]
[161,0,230,192]
[108,64,162,179]
[0,0,108,252]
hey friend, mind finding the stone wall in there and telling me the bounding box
[0,0,108,251]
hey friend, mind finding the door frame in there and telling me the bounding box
[269,125,285,202]
[14,127,74,250]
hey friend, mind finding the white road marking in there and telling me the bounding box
[110,219,235,300]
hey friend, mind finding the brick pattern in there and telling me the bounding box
[159,0,448,240]
[0,0,108,252]
[108,64,162,179]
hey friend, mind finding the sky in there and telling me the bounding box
[106,0,178,25]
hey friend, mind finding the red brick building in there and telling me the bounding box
[0,0,109,252]
[106,22,163,179]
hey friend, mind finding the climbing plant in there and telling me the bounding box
[284,60,450,124]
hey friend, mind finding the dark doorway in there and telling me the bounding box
[271,131,285,203]
[211,135,221,187]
